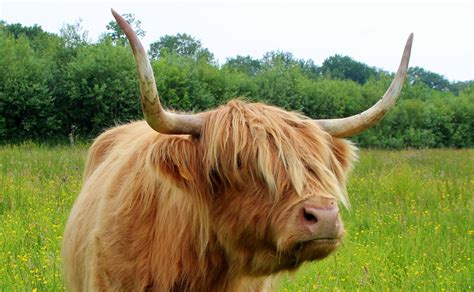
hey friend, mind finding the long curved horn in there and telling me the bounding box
[111,9,203,135]
[315,34,413,137]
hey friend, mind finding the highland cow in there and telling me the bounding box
[62,9,413,291]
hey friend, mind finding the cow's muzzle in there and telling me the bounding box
[300,203,343,241]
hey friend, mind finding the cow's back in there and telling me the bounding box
[62,121,156,291]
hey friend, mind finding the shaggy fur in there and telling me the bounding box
[62,100,357,291]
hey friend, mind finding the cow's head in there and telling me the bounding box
[199,100,356,274]
[112,10,412,275]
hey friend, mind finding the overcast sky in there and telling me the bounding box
[1,0,473,81]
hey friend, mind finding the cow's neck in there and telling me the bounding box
[149,230,274,291]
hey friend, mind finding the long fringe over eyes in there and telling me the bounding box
[202,100,356,208]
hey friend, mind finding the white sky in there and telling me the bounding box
[1,0,473,81]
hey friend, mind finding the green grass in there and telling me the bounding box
[0,143,87,291]
[0,144,472,290]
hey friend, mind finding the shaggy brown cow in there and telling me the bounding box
[62,9,413,291]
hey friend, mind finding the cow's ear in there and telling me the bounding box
[150,137,202,188]
[330,137,358,175]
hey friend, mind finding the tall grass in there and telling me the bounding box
[0,144,472,290]
[0,143,87,290]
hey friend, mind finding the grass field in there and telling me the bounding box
[0,144,472,290]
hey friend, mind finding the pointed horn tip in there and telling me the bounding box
[406,33,414,49]
[111,9,124,24]
[111,8,118,18]
[403,34,414,66]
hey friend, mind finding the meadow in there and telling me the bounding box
[0,144,472,290]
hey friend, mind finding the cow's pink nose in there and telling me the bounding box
[301,205,341,239]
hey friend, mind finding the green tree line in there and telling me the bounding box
[0,18,472,148]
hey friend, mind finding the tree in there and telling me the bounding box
[60,42,141,136]
[149,33,213,62]
[297,59,320,80]
[104,13,145,46]
[261,51,297,69]
[60,19,89,48]
[2,23,48,39]
[0,30,60,140]
[408,66,450,91]
[1,22,60,53]
[449,80,474,95]
[223,55,261,76]
[321,54,377,84]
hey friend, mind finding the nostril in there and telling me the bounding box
[303,208,318,223]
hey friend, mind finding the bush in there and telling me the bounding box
[0,22,472,148]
